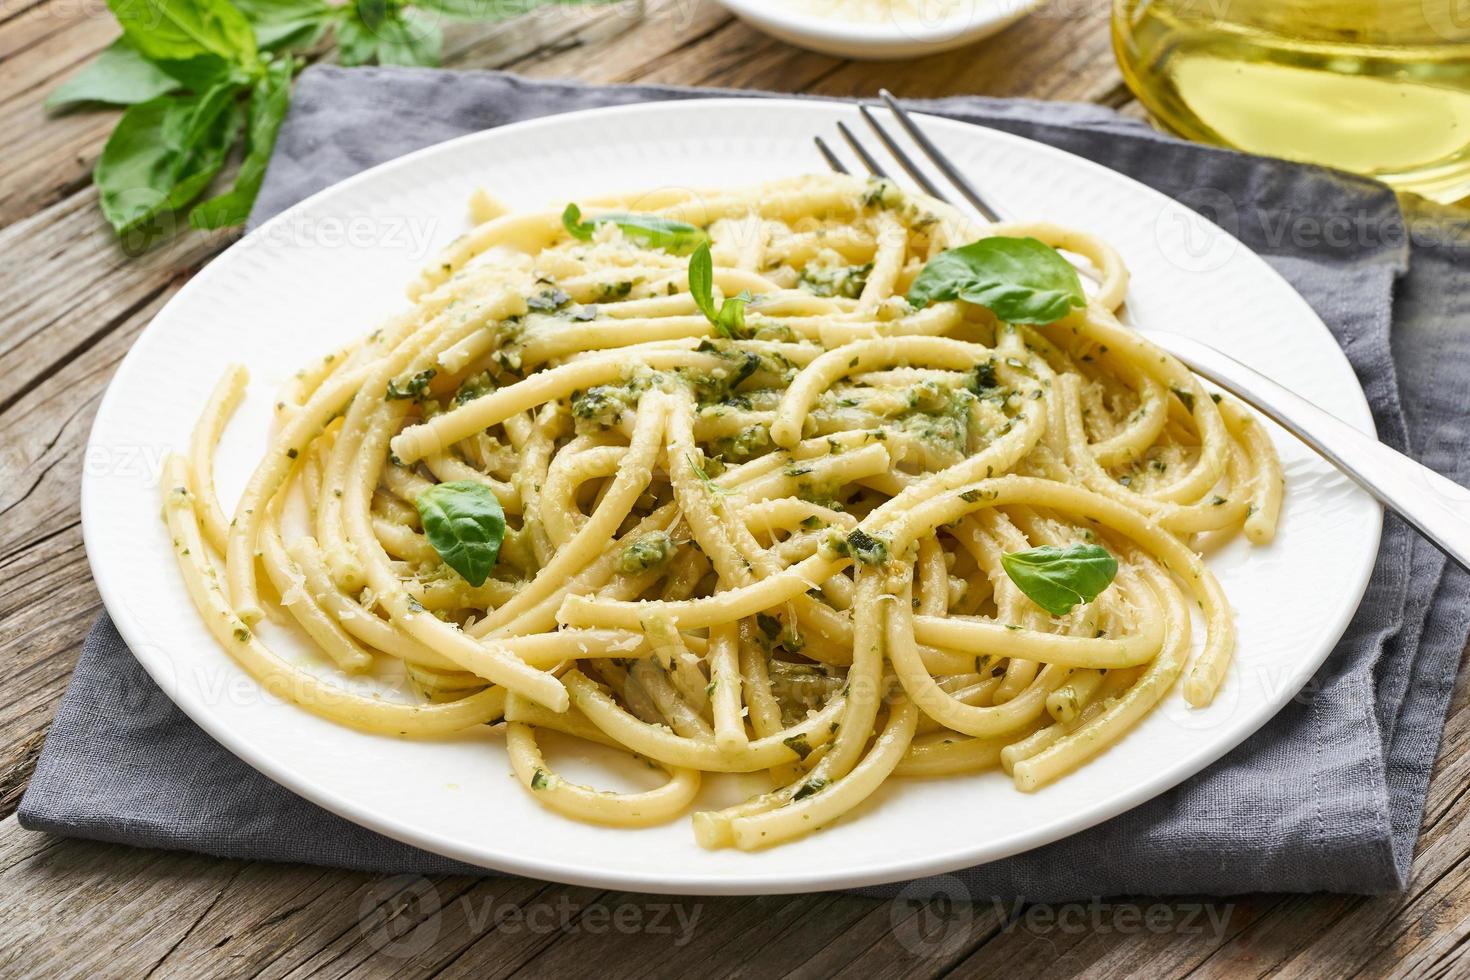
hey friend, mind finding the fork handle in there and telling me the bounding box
[1148,332,1470,573]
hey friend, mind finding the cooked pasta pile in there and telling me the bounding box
[163,173,1283,850]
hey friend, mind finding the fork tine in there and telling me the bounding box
[836,121,890,179]
[813,136,849,174]
[878,89,1004,223]
[856,103,953,205]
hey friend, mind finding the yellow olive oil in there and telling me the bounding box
[1112,0,1470,202]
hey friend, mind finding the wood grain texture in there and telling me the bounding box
[0,1,1465,976]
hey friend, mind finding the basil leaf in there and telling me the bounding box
[1000,544,1118,617]
[232,0,332,50]
[562,203,708,255]
[375,10,443,67]
[689,240,715,317]
[688,242,750,339]
[95,82,246,234]
[231,0,328,21]
[907,236,1085,325]
[107,0,259,69]
[45,37,182,111]
[562,203,595,239]
[333,3,439,66]
[252,16,326,49]
[416,481,506,587]
[356,0,392,30]
[190,58,293,230]
[333,10,379,66]
[415,0,606,19]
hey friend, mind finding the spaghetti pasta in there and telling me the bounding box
[165,173,1282,850]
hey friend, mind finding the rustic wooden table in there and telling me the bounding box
[3,1,1469,975]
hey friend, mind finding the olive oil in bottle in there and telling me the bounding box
[1112,0,1470,202]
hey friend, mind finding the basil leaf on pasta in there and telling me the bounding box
[415,481,506,587]
[562,203,708,255]
[562,203,596,240]
[907,236,1085,325]
[688,242,750,339]
[1000,544,1118,617]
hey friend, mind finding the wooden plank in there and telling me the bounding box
[0,0,122,225]
[0,280,185,818]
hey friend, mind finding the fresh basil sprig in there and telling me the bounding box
[191,57,294,229]
[111,0,261,79]
[94,81,247,235]
[415,481,506,588]
[232,0,333,52]
[907,236,1086,325]
[688,241,750,340]
[1000,543,1118,617]
[49,0,616,242]
[562,203,709,256]
[45,38,183,111]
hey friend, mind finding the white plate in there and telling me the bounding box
[715,0,1042,59]
[83,99,1380,895]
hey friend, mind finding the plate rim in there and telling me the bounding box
[82,96,1383,895]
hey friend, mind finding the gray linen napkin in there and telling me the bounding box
[21,66,1470,899]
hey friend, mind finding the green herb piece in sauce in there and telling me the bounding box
[1000,543,1118,617]
[845,528,889,566]
[798,261,872,299]
[970,359,1000,394]
[527,287,571,312]
[415,481,506,587]
[686,451,730,496]
[907,236,1085,325]
[792,777,828,801]
[782,733,813,760]
[386,367,435,400]
[1170,384,1197,413]
[561,203,709,255]
[618,531,676,574]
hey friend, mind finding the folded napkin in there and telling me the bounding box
[22,66,1470,900]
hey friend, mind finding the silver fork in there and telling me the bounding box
[817,91,1470,573]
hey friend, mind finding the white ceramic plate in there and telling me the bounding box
[715,0,1042,59]
[83,99,1380,895]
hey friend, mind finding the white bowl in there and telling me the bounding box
[714,0,1043,59]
